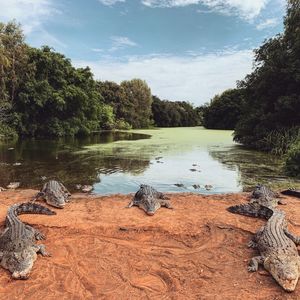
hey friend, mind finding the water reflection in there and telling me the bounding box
[208,145,299,190]
[0,131,151,189]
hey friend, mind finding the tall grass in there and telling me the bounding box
[262,127,300,156]
[285,139,300,178]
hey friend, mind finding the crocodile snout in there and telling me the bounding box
[146,211,155,216]
[12,270,30,280]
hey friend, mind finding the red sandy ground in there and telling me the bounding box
[0,190,300,299]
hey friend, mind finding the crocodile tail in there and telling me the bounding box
[227,203,273,219]
[13,202,56,216]
[6,203,56,240]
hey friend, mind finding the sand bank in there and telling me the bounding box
[0,189,299,299]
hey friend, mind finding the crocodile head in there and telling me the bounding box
[139,197,161,216]
[45,190,66,208]
[1,249,36,280]
[264,255,300,292]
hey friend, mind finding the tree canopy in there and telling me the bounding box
[233,0,300,149]
[152,96,200,127]
[202,89,245,130]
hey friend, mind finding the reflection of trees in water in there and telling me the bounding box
[0,132,151,189]
[208,145,299,190]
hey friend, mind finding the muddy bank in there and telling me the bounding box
[0,190,299,299]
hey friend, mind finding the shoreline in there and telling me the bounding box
[0,189,299,299]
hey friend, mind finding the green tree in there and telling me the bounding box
[15,46,106,137]
[0,21,28,104]
[0,21,28,138]
[202,89,245,130]
[120,79,152,128]
[96,80,130,128]
[234,0,300,149]
[152,96,200,127]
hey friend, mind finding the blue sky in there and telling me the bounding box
[0,0,286,105]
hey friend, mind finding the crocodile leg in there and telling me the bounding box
[59,182,71,197]
[126,200,135,208]
[160,200,173,209]
[37,244,51,257]
[65,196,71,203]
[249,226,265,249]
[278,199,287,205]
[248,256,265,272]
[25,225,45,241]
[31,192,45,202]
[159,192,170,200]
[248,240,258,249]
[284,229,300,245]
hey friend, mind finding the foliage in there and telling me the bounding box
[0,122,18,140]
[120,79,153,128]
[202,89,245,130]
[0,21,28,137]
[285,139,300,177]
[261,127,300,155]
[0,21,28,105]
[15,46,106,137]
[98,104,115,130]
[0,20,202,138]
[114,119,132,130]
[152,96,199,127]
[97,79,153,129]
[233,0,300,149]
[96,81,126,121]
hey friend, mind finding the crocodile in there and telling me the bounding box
[0,202,56,279]
[228,185,300,292]
[281,188,300,198]
[250,184,285,208]
[127,184,173,215]
[227,185,284,216]
[33,180,71,208]
[246,207,300,292]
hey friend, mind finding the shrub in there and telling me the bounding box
[285,139,300,178]
[0,123,18,140]
[262,127,300,156]
[114,119,132,130]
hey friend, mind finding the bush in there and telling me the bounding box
[0,123,18,140]
[285,139,300,177]
[203,89,245,130]
[114,119,132,130]
[262,127,300,155]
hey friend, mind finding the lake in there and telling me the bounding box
[0,127,299,194]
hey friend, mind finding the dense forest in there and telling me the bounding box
[201,89,244,130]
[152,96,201,127]
[202,0,300,177]
[0,21,199,139]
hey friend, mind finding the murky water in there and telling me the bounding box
[0,128,298,194]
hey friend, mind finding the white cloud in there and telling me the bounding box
[142,0,201,6]
[109,36,137,51]
[142,0,269,20]
[0,0,67,50]
[92,48,104,52]
[74,50,254,105]
[256,18,279,30]
[98,0,125,5]
[98,0,269,20]
[0,0,57,34]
